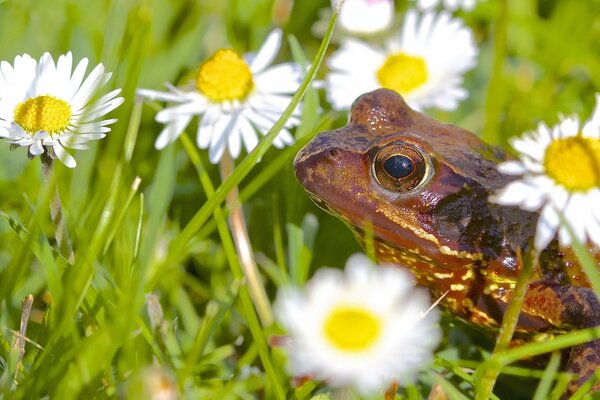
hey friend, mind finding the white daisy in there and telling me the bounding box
[0,52,123,168]
[137,29,303,164]
[416,0,477,11]
[325,10,477,111]
[490,94,600,251]
[335,0,394,35]
[274,253,441,394]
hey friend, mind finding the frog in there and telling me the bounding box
[293,88,600,396]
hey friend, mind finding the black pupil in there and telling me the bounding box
[383,155,415,179]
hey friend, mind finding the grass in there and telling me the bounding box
[0,0,600,399]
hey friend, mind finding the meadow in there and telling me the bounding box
[0,0,600,399]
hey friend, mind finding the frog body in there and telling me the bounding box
[294,89,600,394]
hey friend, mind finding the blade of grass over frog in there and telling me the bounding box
[495,326,600,365]
[179,133,286,399]
[475,244,538,400]
[164,8,339,266]
[293,380,317,400]
[570,368,600,400]
[532,351,561,400]
[436,373,471,400]
[363,219,376,262]
[405,385,423,400]
[434,358,501,400]
[552,373,573,399]
[448,358,567,380]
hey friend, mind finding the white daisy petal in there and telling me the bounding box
[155,114,193,150]
[558,194,588,247]
[208,113,234,163]
[156,100,207,123]
[227,118,242,159]
[66,57,89,100]
[254,63,303,94]
[29,140,45,155]
[35,52,58,95]
[497,160,527,175]
[558,116,579,138]
[77,96,125,123]
[490,178,546,211]
[417,0,440,10]
[335,0,394,35]
[237,115,259,154]
[249,29,282,73]
[534,204,559,250]
[582,93,600,139]
[52,143,76,168]
[196,115,215,149]
[70,63,109,110]
[136,88,187,103]
[56,52,73,90]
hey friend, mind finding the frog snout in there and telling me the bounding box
[293,135,344,187]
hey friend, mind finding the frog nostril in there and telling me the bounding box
[328,148,339,158]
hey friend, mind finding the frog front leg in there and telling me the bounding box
[521,282,600,396]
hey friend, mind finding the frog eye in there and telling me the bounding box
[373,143,429,192]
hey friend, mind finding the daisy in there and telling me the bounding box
[274,253,441,394]
[325,10,477,111]
[0,52,123,168]
[490,94,600,251]
[137,29,303,164]
[336,0,394,35]
[416,0,477,11]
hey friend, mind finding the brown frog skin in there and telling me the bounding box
[294,88,600,396]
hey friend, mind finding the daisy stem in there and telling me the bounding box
[475,242,538,400]
[41,151,74,263]
[220,153,273,326]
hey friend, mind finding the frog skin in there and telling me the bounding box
[293,88,600,396]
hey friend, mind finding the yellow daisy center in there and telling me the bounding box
[323,306,381,351]
[377,52,428,95]
[544,136,600,191]
[14,95,72,135]
[196,49,255,102]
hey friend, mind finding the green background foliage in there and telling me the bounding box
[0,0,599,398]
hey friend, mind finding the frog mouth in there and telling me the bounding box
[307,193,333,214]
